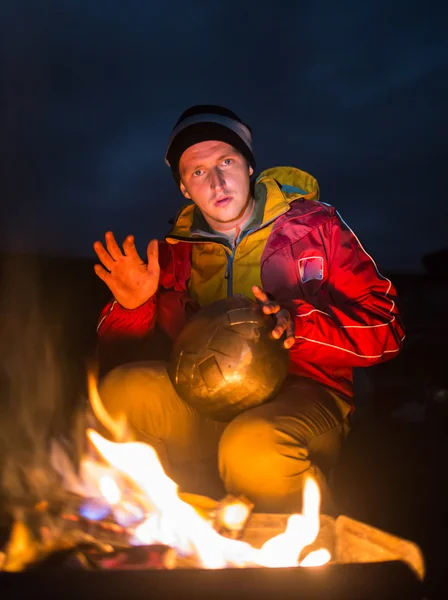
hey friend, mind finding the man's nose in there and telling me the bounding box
[209,167,226,190]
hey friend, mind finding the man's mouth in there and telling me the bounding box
[214,196,232,207]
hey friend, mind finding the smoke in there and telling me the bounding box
[0,254,83,513]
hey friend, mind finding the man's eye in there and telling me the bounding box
[223,158,233,165]
[193,169,203,177]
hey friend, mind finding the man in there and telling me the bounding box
[93,105,405,513]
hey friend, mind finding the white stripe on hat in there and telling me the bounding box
[165,113,252,165]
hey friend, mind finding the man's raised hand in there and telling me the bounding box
[93,232,160,309]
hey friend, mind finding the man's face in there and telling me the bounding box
[179,140,253,231]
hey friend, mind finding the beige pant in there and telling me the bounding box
[98,360,351,513]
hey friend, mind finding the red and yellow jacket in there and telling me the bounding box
[97,167,405,402]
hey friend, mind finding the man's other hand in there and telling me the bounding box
[252,285,295,349]
[93,232,160,309]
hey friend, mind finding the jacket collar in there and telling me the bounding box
[167,166,319,241]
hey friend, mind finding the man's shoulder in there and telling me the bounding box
[264,200,339,254]
[280,198,337,227]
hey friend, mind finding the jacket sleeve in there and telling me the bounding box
[290,212,405,368]
[96,240,196,341]
[96,296,157,338]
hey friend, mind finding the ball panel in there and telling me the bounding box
[207,327,245,359]
[226,306,260,326]
[198,355,225,391]
[174,350,197,385]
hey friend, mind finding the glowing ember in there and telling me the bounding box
[214,495,254,537]
[220,502,250,530]
[87,429,330,569]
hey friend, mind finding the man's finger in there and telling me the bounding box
[284,336,295,349]
[93,241,115,271]
[122,235,142,262]
[253,286,279,314]
[272,308,294,339]
[283,317,296,349]
[252,287,279,313]
[271,311,289,339]
[146,239,159,267]
[262,302,280,315]
[272,322,287,339]
[272,326,285,339]
[252,285,269,304]
[94,264,113,285]
[105,231,123,260]
[283,321,295,348]
[253,287,292,345]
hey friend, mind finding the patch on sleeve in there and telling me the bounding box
[298,256,324,283]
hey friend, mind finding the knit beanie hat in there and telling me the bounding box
[165,105,255,185]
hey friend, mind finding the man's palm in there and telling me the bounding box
[93,232,160,309]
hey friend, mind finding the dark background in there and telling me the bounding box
[0,0,447,595]
[1,1,447,270]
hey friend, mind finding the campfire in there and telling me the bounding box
[0,370,426,598]
[1,370,331,571]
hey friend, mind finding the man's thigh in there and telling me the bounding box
[219,376,351,484]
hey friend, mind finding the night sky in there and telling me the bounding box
[1,1,447,272]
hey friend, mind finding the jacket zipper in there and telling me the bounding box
[168,210,287,298]
[223,212,285,297]
[226,249,235,296]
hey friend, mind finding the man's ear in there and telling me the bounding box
[248,165,254,177]
[179,181,191,200]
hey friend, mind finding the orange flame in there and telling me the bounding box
[87,429,330,569]
[87,369,127,441]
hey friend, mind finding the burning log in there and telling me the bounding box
[0,516,114,572]
[81,544,177,570]
[0,507,180,572]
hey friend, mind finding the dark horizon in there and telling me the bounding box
[1,2,447,273]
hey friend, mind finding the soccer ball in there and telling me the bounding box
[168,295,290,421]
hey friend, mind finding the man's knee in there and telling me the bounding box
[96,361,184,448]
[219,415,276,472]
[98,361,167,417]
[218,413,309,500]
